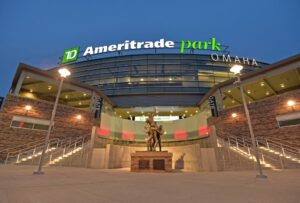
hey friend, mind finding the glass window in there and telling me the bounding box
[33,124,49,131]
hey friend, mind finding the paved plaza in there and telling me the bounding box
[0,165,299,203]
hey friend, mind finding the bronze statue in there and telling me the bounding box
[144,113,163,151]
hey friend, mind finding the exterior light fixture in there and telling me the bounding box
[231,113,237,118]
[25,105,32,111]
[76,114,82,120]
[34,66,71,175]
[58,68,71,78]
[230,65,243,75]
[230,64,267,179]
[287,100,295,107]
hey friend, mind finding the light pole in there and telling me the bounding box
[230,65,267,179]
[34,68,71,175]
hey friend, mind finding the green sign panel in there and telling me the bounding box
[61,47,79,64]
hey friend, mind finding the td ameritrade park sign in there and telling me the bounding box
[61,38,258,66]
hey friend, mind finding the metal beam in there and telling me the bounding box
[22,81,45,86]
[20,88,77,95]
[295,68,300,82]
[223,92,242,104]
[240,87,255,102]
[263,78,277,95]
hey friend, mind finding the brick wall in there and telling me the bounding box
[208,89,300,148]
[0,94,99,151]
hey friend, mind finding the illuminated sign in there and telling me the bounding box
[61,38,258,66]
[62,47,79,64]
[61,37,222,64]
[210,53,258,66]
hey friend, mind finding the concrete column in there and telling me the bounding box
[86,126,97,168]
[13,71,26,95]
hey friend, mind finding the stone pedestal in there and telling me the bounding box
[131,151,173,172]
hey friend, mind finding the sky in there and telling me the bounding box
[0,0,300,96]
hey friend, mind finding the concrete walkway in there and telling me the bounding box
[0,165,299,203]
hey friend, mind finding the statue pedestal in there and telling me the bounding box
[131,151,173,172]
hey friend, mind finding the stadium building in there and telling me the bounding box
[0,38,299,171]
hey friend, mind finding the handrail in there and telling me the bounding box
[48,136,87,165]
[0,138,46,153]
[3,136,88,164]
[256,137,300,153]
[4,138,60,156]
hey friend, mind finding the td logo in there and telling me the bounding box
[61,47,79,64]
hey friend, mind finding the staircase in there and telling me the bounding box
[1,136,90,167]
[48,138,90,167]
[1,138,60,164]
[217,136,300,171]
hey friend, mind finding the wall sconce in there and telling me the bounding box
[231,113,237,118]
[76,114,82,123]
[287,100,296,111]
[24,105,32,115]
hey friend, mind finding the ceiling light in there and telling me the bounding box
[266,91,270,96]
[76,115,82,120]
[280,83,285,88]
[48,86,52,90]
[127,111,130,114]
[247,90,251,94]
[140,78,144,81]
[185,110,188,113]
[29,89,33,93]
[231,113,237,118]
[227,90,231,93]
[260,82,265,87]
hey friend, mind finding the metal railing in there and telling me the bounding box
[218,136,300,169]
[2,136,89,165]
[3,138,61,164]
[47,137,89,166]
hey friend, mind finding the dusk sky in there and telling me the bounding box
[0,0,299,96]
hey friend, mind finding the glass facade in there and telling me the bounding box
[49,54,267,107]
